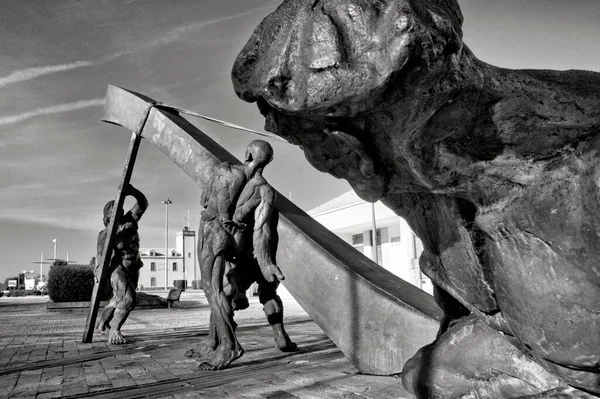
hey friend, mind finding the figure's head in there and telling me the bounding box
[232,0,466,201]
[103,200,115,226]
[233,0,464,116]
[244,140,274,172]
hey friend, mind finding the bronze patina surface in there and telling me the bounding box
[232,0,600,397]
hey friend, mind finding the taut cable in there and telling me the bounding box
[155,103,289,144]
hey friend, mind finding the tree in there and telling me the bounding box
[4,276,19,290]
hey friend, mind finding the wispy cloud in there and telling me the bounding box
[0,208,99,231]
[0,99,104,126]
[0,6,273,88]
[100,6,273,62]
[0,61,93,88]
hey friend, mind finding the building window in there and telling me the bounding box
[150,262,156,271]
[149,250,155,256]
[172,262,178,271]
[352,234,363,246]
[150,277,156,287]
[368,229,382,246]
[188,252,191,258]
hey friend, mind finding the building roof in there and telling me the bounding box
[308,190,364,216]
[139,248,181,257]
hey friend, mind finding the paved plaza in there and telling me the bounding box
[0,291,413,398]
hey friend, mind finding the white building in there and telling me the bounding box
[138,227,198,289]
[309,191,433,294]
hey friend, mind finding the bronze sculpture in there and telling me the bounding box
[95,183,148,345]
[232,0,600,397]
[186,140,296,370]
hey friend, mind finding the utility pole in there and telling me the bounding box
[162,198,172,290]
[53,239,57,263]
[371,203,379,265]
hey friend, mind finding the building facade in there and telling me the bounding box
[138,227,198,289]
[309,191,433,294]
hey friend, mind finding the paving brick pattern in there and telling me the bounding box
[0,293,413,398]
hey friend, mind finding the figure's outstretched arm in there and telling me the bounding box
[253,185,284,282]
[126,184,148,221]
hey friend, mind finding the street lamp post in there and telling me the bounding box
[162,198,172,290]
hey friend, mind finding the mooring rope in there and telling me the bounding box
[155,103,289,143]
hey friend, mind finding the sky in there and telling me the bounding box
[0,0,598,281]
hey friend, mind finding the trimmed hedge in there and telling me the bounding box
[48,264,96,302]
[173,279,187,290]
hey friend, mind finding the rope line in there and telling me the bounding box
[155,103,289,143]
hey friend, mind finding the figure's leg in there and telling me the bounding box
[107,266,138,345]
[96,259,119,333]
[258,279,297,352]
[96,306,115,334]
[198,252,244,370]
[186,225,219,358]
[185,309,217,358]
[225,261,252,311]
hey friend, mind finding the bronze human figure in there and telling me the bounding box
[95,183,148,345]
[186,140,295,370]
[232,0,600,397]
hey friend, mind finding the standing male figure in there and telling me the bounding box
[187,140,295,370]
[95,183,148,344]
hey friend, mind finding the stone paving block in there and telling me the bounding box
[7,379,39,398]
[38,369,63,394]
[144,364,178,382]
[85,371,111,387]
[164,365,195,376]
[83,360,104,373]
[9,354,30,365]
[172,391,206,399]
[35,392,63,399]
[61,378,89,397]
[41,366,63,376]
[45,351,63,361]
[20,369,42,377]
[261,389,302,399]
[89,384,114,393]
[194,388,234,398]
[124,363,158,384]
[26,355,46,363]
[0,375,19,398]
[110,376,138,389]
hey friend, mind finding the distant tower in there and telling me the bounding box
[176,227,197,287]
